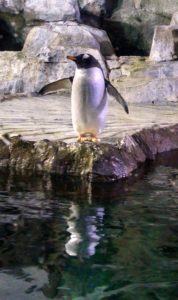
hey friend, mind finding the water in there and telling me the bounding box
[0,152,178,300]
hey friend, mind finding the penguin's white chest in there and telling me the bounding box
[71,67,108,136]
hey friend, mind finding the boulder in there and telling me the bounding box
[24,0,80,22]
[149,25,178,62]
[110,56,178,103]
[0,47,108,95]
[78,0,107,28]
[171,12,178,25]
[0,19,115,95]
[0,52,73,94]
[22,22,114,58]
[104,0,178,55]
[1,0,178,56]
[78,0,105,16]
[0,0,23,13]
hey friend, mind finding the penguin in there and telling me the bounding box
[40,53,129,142]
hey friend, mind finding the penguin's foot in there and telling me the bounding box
[77,133,100,143]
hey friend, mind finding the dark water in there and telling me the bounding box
[0,152,178,300]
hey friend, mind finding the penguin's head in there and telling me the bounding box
[67,53,100,69]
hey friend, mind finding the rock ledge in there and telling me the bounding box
[1,124,178,182]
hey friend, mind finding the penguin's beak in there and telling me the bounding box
[67,55,77,62]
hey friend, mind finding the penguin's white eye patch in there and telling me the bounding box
[83,54,90,59]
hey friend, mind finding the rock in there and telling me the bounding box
[110,56,178,103]
[24,0,80,22]
[0,139,10,168]
[109,69,122,81]
[0,94,178,181]
[1,124,178,181]
[0,47,108,95]
[9,138,126,180]
[106,56,121,70]
[1,94,178,143]
[0,0,178,56]
[0,20,114,95]
[149,25,178,62]
[0,0,81,22]
[78,0,105,16]
[83,24,114,56]
[23,22,114,58]
[170,12,178,25]
[78,0,106,28]
[0,0,23,13]
[104,0,178,55]
[0,51,75,94]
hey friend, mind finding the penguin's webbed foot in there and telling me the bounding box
[77,133,100,143]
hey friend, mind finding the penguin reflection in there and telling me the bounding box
[65,202,104,258]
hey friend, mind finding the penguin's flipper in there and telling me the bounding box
[39,77,73,95]
[106,80,129,114]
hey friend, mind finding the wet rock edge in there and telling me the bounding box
[0,124,178,182]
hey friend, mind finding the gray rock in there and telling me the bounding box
[109,69,122,81]
[110,56,178,103]
[0,52,72,94]
[0,0,23,13]
[171,12,178,25]
[24,0,80,22]
[106,56,121,70]
[149,25,178,62]
[78,0,105,16]
[23,22,114,58]
[0,19,115,95]
[0,47,108,95]
[105,0,178,55]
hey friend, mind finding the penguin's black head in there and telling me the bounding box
[67,53,101,69]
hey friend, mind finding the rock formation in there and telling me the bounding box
[0,124,178,182]
[0,1,178,180]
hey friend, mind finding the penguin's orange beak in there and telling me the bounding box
[67,55,77,61]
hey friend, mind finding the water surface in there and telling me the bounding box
[0,152,178,300]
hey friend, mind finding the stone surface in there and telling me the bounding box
[1,52,178,102]
[0,94,178,143]
[104,0,178,55]
[171,12,178,25]
[110,56,178,103]
[149,25,178,62]
[0,0,178,56]
[0,94,178,181]
[0,119,178,181]
[0,0,23,13]
[1,0,178,56]
[24,0,80,22]
[0,48,108,95]
[0,52,73,94]
[23,22,114,58]
[0,20,114,94]
[78,0,105,16]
